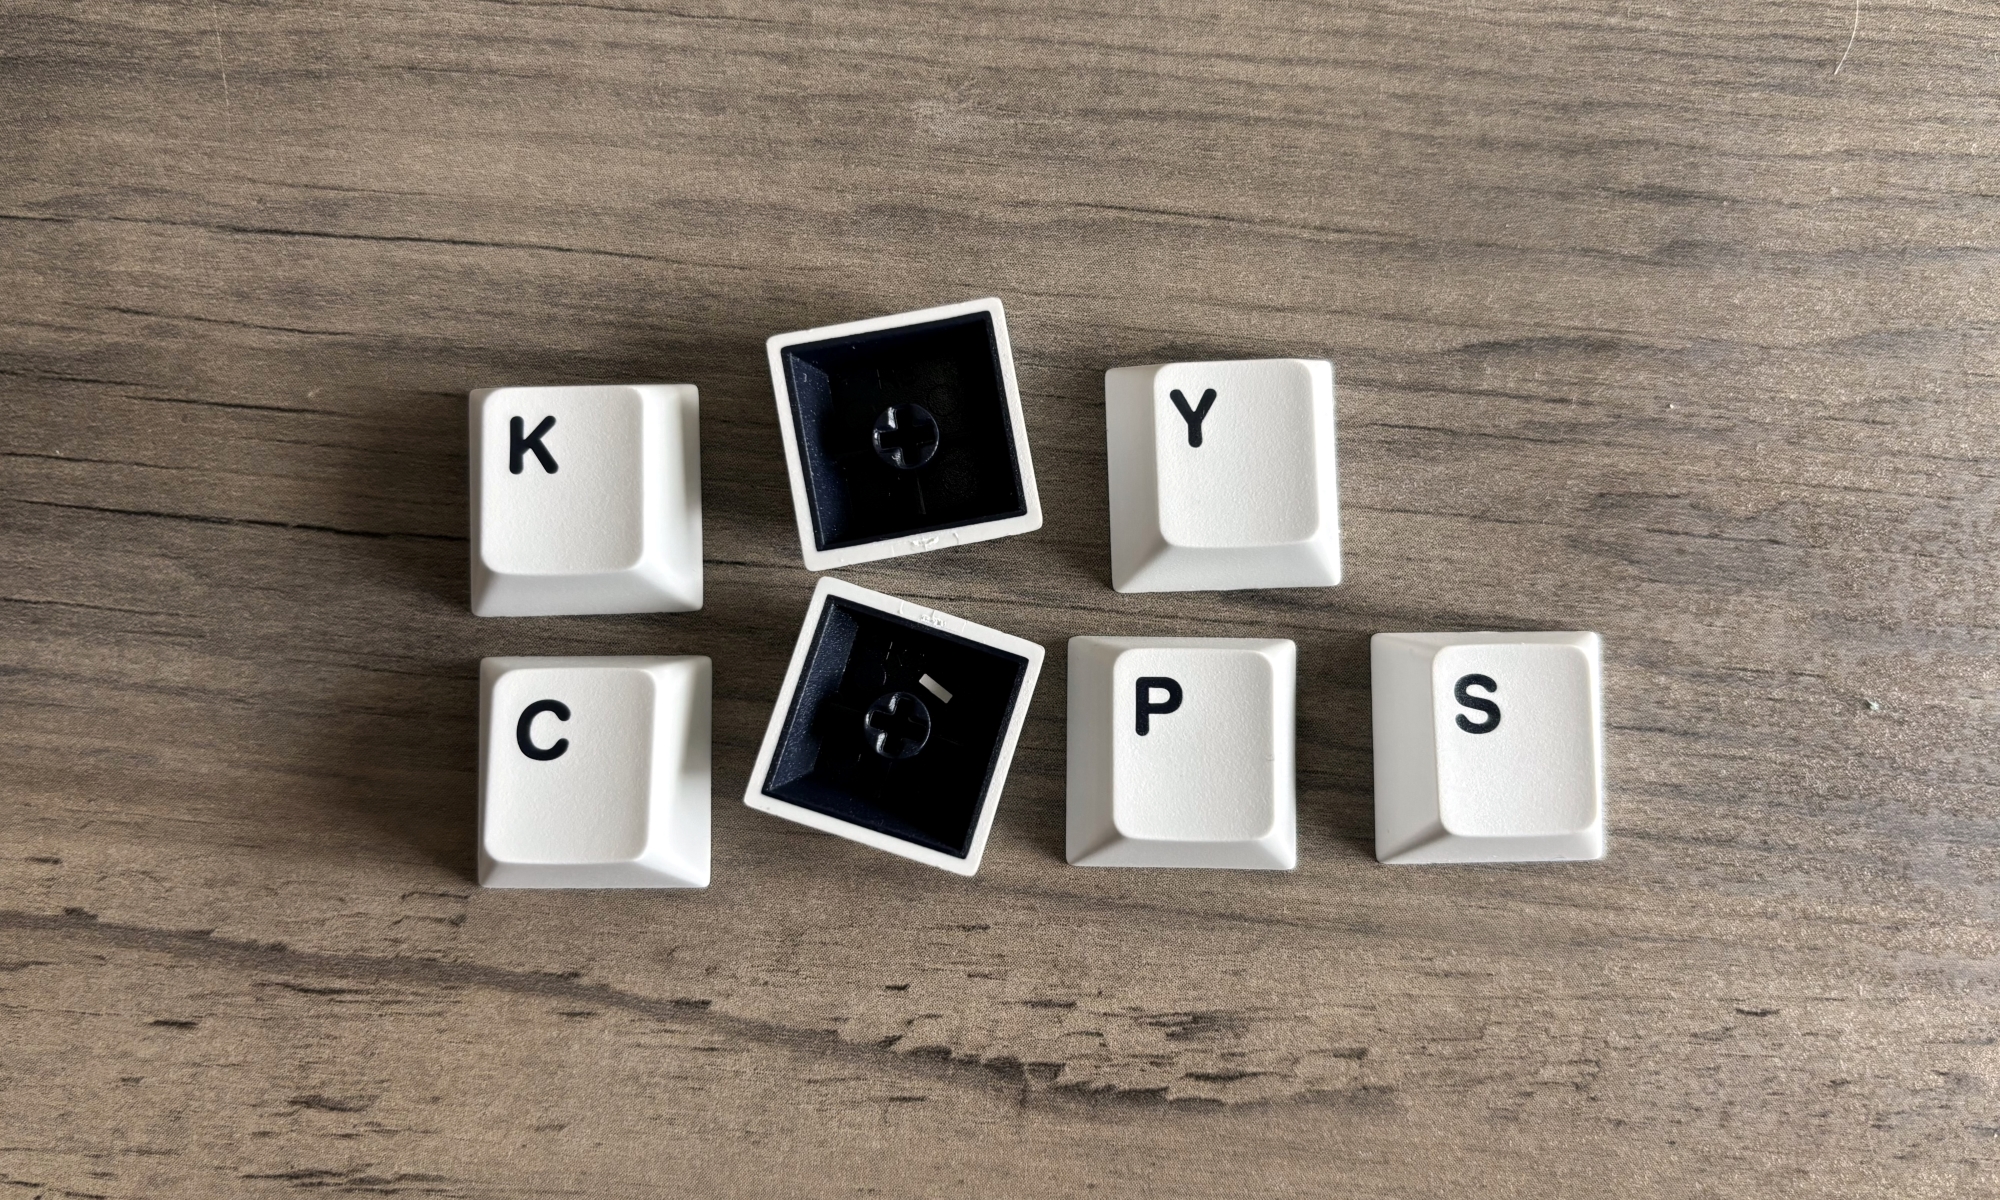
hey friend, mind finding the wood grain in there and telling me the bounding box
[3,0,1997,1194]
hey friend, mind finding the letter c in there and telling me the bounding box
[516,699,571,760]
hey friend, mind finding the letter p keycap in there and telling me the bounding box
[1067,637,1296,870]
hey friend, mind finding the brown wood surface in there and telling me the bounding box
[4,0,1997,1195]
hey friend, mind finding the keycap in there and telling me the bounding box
[479,656,711,888]
[1372,631,1605,864]
[745,577,1045,875]
[469,384,701,616]
[766,298,1043,571]
[1066,636,1297,869]
[1105,358,1341,593]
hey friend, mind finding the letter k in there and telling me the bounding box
[510,415,558,474]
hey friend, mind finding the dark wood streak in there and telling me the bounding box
[2,908,1362,1111]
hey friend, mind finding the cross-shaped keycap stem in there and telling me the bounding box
[871,404,941,470]
[863,690,933,759]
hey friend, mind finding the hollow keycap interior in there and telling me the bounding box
[767,298,1042,571]
[746,577,1044,875]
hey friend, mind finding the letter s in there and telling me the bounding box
[1453,674,1500,734]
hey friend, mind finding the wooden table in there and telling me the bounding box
[5,0,1995,1194]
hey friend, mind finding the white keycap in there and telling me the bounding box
[766,298,1043,571]
[479,656,710,888]
[1372,632,1605,864]
[1066,637,1297,869]
[745,577,1045,876]
[469,384,701,616]
[1105,358,1341,594]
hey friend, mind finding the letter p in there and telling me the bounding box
[1135,676,1183,736]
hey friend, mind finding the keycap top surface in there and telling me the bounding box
[1106,358,1341,593]
[479,656,711,889]
[1067,636,1297,870]
[1109,646,1280,842]
[1152,360,1326,549]
[486,665,653,864]
[1432,642,1600,837]
[1371,631,1606,865]
[469,384,702,617]
[479,387,646,575]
